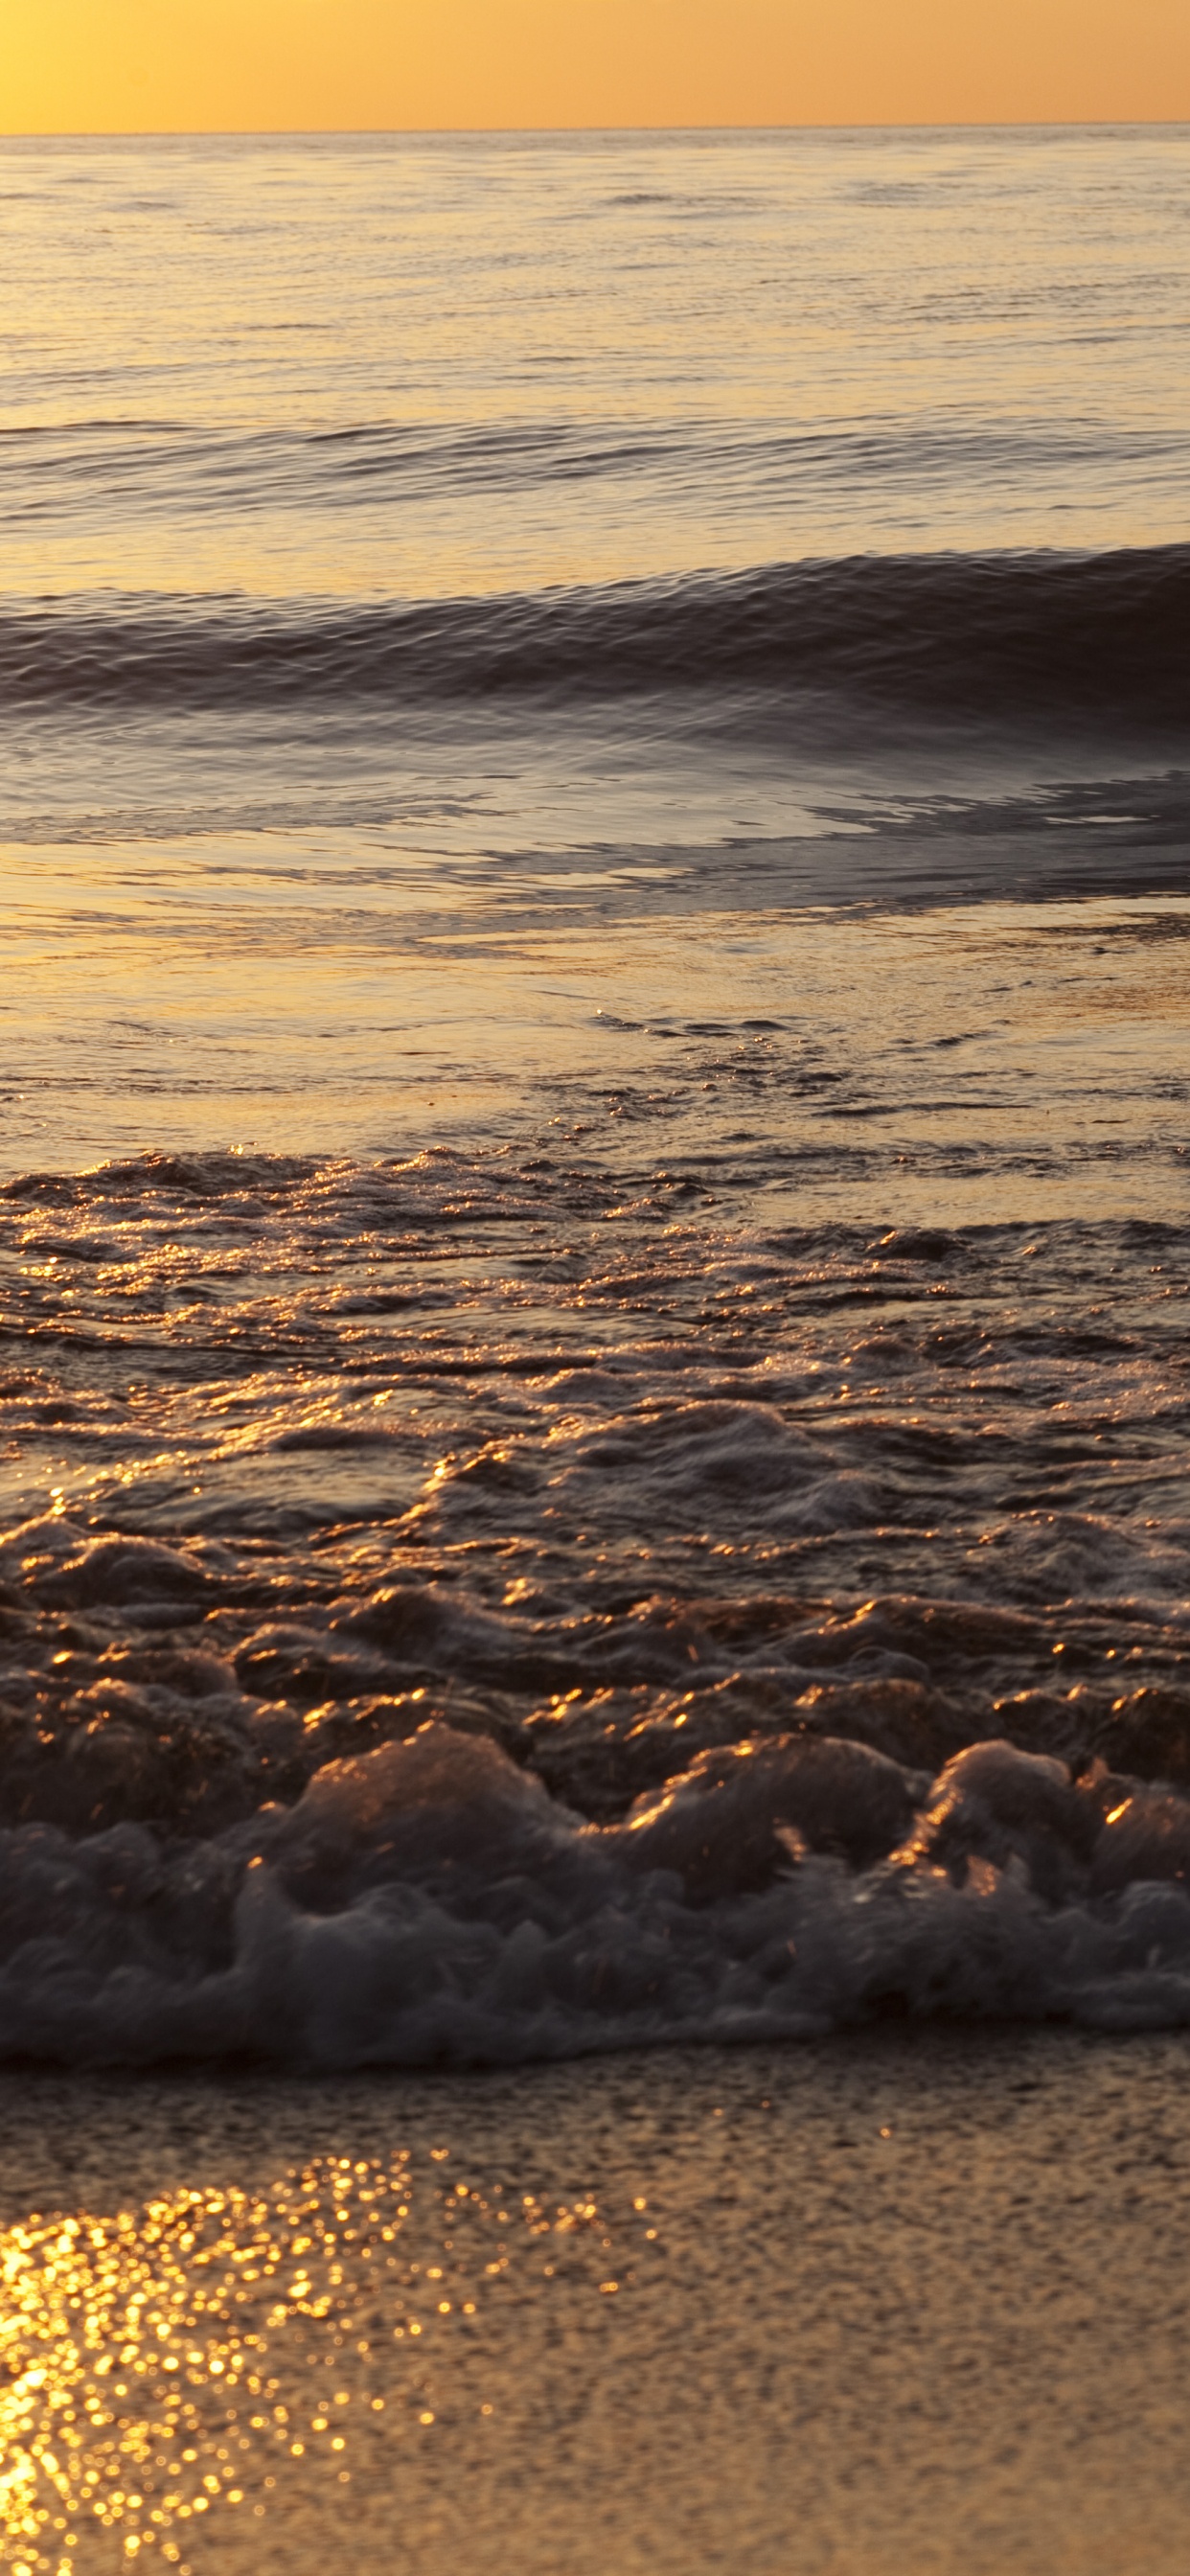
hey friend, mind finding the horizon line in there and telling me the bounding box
[3,116,1189,142]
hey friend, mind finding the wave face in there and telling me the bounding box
[5,547,1187,731]
[2,1149,1190,2066]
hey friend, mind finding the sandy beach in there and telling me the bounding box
[3,2029,1188,2575]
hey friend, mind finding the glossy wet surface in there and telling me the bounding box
[3,2034,1190,2575]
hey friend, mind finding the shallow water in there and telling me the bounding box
[1,127,1189,2082]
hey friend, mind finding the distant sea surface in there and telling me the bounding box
[1,127,1190,2070]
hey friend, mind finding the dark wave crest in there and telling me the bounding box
[5,544,1187,729]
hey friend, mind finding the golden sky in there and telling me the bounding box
[2,0,1187,133]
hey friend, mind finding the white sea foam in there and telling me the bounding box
[0,1149,1187,2060]
[0,1721,1187,2066]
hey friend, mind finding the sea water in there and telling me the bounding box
[0,126,1189,2078]
[4,118,1190,2576]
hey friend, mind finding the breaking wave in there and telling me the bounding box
[2,1148,1190,2065]
[3,1706,1190,2068]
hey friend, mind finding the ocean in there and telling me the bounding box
[1,122,1189,2571]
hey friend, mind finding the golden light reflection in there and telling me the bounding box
[0,2155,624,2574]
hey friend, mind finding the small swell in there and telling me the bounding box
[3,544,1186,729]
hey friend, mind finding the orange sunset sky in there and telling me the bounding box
[2,0,1187,133]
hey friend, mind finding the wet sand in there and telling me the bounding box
[4,2028,1189,2575]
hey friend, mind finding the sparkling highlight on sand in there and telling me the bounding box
[0,2148,650,2573]
[3,2040,1190,2576]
